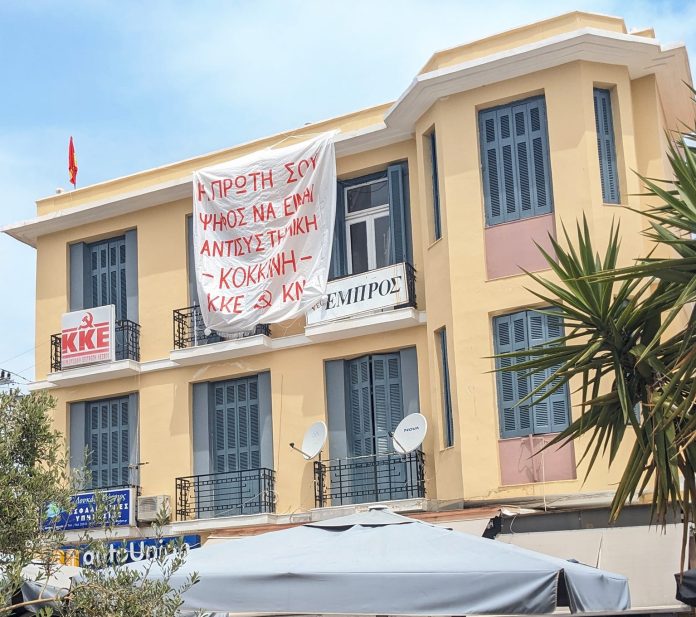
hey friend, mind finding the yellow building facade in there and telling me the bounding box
[4,12,694,611]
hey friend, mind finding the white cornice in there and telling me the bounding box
[2,28,686,248]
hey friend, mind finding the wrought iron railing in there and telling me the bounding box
[50,319,141,372]
[399,262,417,309]
[175,467,275,520]
[314,450,425,508]
[173,305,270,349]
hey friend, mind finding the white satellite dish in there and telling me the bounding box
[289,421,328,460]
[391,413,427,454]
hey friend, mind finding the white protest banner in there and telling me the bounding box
[193,132,337,332]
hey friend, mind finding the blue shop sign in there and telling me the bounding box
[70,535,201,568]
[45,487,135,531]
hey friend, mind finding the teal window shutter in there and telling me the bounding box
[348,356,373,457]
[371,353,404,455]
[479,96,554,225]
[494,310,569,438]
[85,396,131,489]
[329,181,347,279]
[438,328,454,447]
[387,162,411,265]
[186,215,199,305]
[429,131,442,240]
[594,88,620,204]
[88,236,127,320]
[211,376,260,473]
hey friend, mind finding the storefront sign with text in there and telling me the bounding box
[60,305,115,368]
[306,263,410,325]
[193,132,336,332]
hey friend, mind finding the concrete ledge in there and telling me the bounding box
[46,359,140,387]
[305,308,426,343]
[170,334,272,366]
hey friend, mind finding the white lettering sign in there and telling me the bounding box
[193,132,337,332]
[306,263,410,325]
[60,305,116,368]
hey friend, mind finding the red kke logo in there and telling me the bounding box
[62,312,111,355]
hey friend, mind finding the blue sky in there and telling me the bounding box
[0,0,694,384]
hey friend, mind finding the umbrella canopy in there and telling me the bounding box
[122,509,630,615]
[675,569,696,607]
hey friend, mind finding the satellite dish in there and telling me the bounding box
[289,421,327,460]
[391,413,427,454]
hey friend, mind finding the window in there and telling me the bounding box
[88,237,127,320]
[330,163,411,279]
[347,354,404,456]
[479,96,554,226]
[593,88,620,204]
[85,396,134,489]
[428,131,442,240]
[493,310,569,438]
[437,328,454,447]
[345,178,391,274]
[211,376,260,473]
[69,230,138,321]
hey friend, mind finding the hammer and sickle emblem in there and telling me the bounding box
[254,291,272,310]
[80,312,94,328]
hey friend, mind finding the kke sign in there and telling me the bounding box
[193,132,336,332]
[306,263,410,325]
[60,305,115,368]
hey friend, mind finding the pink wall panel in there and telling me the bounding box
[498,434,576,485]
[485,214,556,280]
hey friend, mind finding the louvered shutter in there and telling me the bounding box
[511,312,533,435]
[89,237,127,320]
[525,98,553,216]
[371,354,404,455]
[86,396,130,489]
[527,311,551,433]
[329,182,347,279]
[495,314,525,438]
[594,88,620,204]
[388,163,410,265]
[480,97,553,225]
[212,377,260,473]
[348,356,373,457]
[545,313,570,432]
[480,108,504,225]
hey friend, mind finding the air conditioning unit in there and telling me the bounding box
[137,494,170,523]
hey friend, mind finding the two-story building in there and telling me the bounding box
[4,11,694,613]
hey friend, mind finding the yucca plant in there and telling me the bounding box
[495,127,696,569]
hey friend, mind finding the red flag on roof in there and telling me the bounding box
[68,136,78,187]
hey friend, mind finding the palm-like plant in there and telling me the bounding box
[496,129,696,567]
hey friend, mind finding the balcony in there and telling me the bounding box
[175,468,275,521]
[50,319,141,372]
[173,305,270,350]
[305,262,424,342]
[314,450,425,508]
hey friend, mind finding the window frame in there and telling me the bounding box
[343,177,391,275]
[478,94,554,227]
[428,130,442,240]
[492,309,570,439]
[437,327,454,448]
[593,87,620,204]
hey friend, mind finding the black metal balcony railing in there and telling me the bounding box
[400,262,417,309]
[175,467,275,521]
[314,450,425,508]
[50,319,141,372]
[173,304,270,350]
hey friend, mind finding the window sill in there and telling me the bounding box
[484,212,554,229]
[427,236,444,250]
